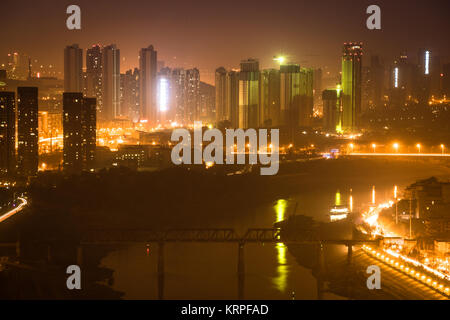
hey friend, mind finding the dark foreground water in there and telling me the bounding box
[100,159,450,299]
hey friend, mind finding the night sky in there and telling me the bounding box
[1,0,449,84]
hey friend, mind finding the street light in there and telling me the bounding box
[372,143,376,153]
[349,143,354,153]
[441,144,445,155]
[416,143,421,154]
[393,143,399,153]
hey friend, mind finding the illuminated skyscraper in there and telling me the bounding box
[186,68,200,123]
[17,87,38,176]
[63,93,97,173]
[157,68,172,123]
[239,58,260,129]
[341,42,363,133]
[0,92,16,175]
[280,64,300,130]
[227,71,239,128]
[81,97,97,171]
[139,45,158,125]
[102,44,120,120]
[259,69,280,127]
[299,68,314,127]
[322,88,342,132]
[86,45,103,115]
[121,68,140,122]
[172,68,187,124]
[199,82,215,123]
[64,44,83,92]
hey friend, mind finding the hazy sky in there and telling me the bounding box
[1,0,449,84]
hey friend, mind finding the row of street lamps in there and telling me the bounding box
[349,143,446,154]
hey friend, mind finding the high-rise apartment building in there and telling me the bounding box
[17,87,39,176]
[63,93,97,173]
[227,71,240,129]
[64,44,83,92]
[121,68,140,122]
[322,88,342,132]
[239,59,260,129]
[139,45,158,125]
[280,64,300,129]
[102,44,120,120]
[86,45,103,115]
[215,67,228,123]
[259,69,280,127]
[341,42,363,133]
[0,92,16,175]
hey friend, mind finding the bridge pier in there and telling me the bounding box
[346,244,353,299]
[237,242,245,300]
[347,244,353,265]
[158,242,165,300]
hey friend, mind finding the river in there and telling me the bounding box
[100,159,450,299]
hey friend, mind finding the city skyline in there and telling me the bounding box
[1,0,450,84]
[1,0,450,302]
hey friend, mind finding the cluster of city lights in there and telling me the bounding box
[361,197,450,297]
[362,245,450,297]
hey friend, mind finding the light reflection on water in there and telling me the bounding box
[101,182,405,299]
[273,199,289,292]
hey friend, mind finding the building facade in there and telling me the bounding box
[17,87,39,176]
[0,92,16,175]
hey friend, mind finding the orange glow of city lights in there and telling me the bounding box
[393,143,399,152]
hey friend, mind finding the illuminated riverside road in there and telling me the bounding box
[348,152,450,158]
[359,199,450,299]
[0,198,28,224]
[355,251,447,300]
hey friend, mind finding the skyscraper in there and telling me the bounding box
[259,69,280,127]
[199,81,215,123]
[341,42,363,133]
[215,67,228,124]
[102,44,120,120]
[172,68,187,125]
[121,68,140,122]
[299,68,314,127]
[227,71,240,129]
[0,92,16,175]
[86,45,103,115]
[157,67,172,124]
[139,45,158,125]
[63,93,97,173]
[322,88,342,132]
[280,64,301,129]
[81,98,97,171]
[416,49,432,105]
[17,87,39,176]
[64,44,83,92]
[239,59,260,129]
[186,68,200,124]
